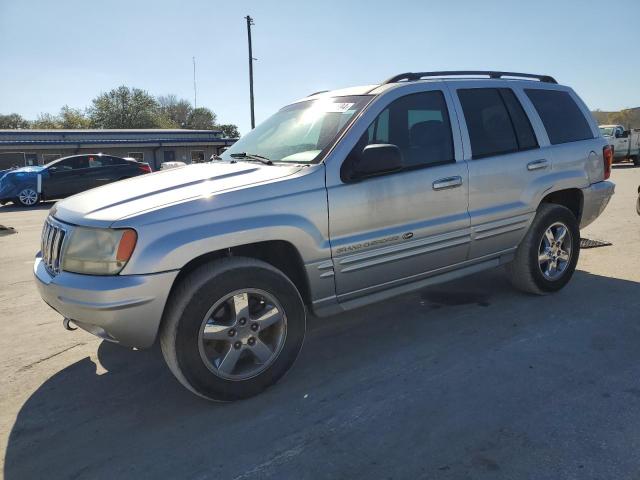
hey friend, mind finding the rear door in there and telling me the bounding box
[83,156,132,188]
[83,155,116,189]
[451,84,548,259]
[326,86,470,300]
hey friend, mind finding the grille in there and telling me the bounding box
[41,219,67,275]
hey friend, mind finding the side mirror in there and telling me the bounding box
[353,144,403,179]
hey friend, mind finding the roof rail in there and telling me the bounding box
[382,71,557,85]
[307,90,329,97]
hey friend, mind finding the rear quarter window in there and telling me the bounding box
[525,89,593,145]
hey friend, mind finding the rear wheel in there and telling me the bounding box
[160,257,306,401]
[507,203,580,295]
[632,155,640,167]
[16,187,39,207]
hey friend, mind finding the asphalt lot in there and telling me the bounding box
[1,166,639,480]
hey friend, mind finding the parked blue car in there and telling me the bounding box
[0,154,151,207]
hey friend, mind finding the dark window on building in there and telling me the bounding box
[127,152,144,162]
[25,153,38,166]
[164,150,176,162]
[458,88,519,159]
[191,151,206,163]
[353,91,454,171]
[499,89,538,150]
[43,154,61,164]
[525,89,593,145]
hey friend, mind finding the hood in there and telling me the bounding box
[11,166,46,173]
[0,166,45,180]
[53,162,304,226]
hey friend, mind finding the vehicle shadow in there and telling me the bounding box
[0,201,56,213]
[4,268,640,479]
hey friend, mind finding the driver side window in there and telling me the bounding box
[345,90,454,178]
[51,158,76,171]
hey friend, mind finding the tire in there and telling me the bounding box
[507,203,580,295]
[16,187,40,207]
[160,257,306,401]
[633,155,640,167]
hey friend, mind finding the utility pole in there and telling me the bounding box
[245,15,255,129]
[192,56,197,109]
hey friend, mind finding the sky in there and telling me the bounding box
[1,0,638,134]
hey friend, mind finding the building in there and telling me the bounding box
[0,129,237,171]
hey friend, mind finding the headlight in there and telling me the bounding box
[62,227,137,275]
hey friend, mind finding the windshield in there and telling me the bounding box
[220,95,371,164]
[599,127,614,136]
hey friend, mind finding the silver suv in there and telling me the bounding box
[34,71,615,401]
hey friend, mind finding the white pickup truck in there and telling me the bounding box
[599,124,640,165]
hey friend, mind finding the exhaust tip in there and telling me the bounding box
[63,318,78,331]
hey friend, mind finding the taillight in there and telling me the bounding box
[603,145,613,180]
[138,163,152,174]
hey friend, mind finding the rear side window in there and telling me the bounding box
[500,89,538,150]
[109,157,128,165]
[458,89,519,159]
[525,89,593,144]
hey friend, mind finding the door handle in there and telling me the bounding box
[432,176,463,190]
[527,159,548,171]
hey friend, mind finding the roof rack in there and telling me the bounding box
[382,71,557,85]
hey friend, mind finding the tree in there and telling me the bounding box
[608,109,637,130]
[31,113,61,129]
[0,113,29,129]
[157,94,192,128]
[89,86,161,128]
[59,106,91,129]
[186,107,218,130]
[215,123,240,138]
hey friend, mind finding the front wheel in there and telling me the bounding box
[16,187,39,207]
[160,257,306,401]
[507,203,580,295]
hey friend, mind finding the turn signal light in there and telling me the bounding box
[603,145,613,180]
[116,229,137,263]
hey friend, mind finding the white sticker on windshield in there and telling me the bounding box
[324,102,354,113]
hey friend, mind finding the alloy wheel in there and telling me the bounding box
[538,221,572,280]
[198,289,287,380]
[18,188,38,206]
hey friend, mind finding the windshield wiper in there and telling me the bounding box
[229,152,273,165]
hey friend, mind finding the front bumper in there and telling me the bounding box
[580,180,615,229]
[34,256,179,348]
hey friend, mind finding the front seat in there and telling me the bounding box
[406,121,451,167]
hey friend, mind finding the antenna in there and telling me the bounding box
[192,56,197,109]
[245,15,256,129]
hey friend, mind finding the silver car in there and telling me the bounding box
[34,71,615,401]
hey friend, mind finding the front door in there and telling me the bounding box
[326,88,470,300]
[44,156,91,198]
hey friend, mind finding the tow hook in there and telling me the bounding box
[63,318,77,331]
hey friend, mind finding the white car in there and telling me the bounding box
[160,161,187,170]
